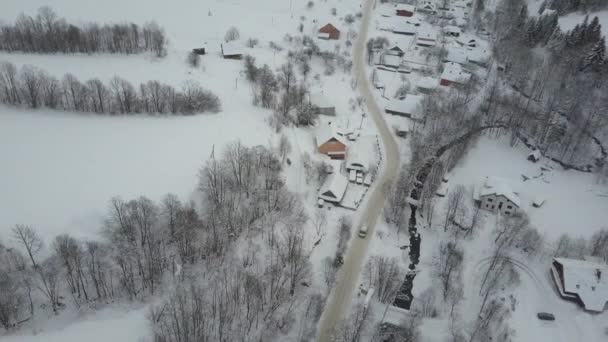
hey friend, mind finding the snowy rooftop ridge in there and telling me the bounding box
[318,172,348,203]
[553,257,608,312]
[478,176,521,207]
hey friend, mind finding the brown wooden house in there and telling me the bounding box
[318,23,340,40]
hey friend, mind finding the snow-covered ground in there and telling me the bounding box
[0,108,271,243]
[448,135,608,240]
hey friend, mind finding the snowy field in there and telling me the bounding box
[0,108,271,243]
[448,136,608,240]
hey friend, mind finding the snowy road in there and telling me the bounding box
[316,0,401,341]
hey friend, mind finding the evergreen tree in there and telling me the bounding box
[582,36,606,72]
[585,16,602,45]
[567,24,584,47]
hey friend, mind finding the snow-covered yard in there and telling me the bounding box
[448,135,608,240]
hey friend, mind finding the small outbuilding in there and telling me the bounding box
[418,1,437,13]
[440,62,471,87]
[444,25,462,37]
[192,43,207,55]
[385,95,425,121]
[221,41,244,59]
[318,23,340,40]
[309,92,335,116]
[318,173,349,204]
[528,149,541,163]
[416,77,439,94]
[416,25,438,47]
[396,4,416,17]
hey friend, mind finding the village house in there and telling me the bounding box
[318,23,340,40]
[192,42,208,55]
[551,257,608,312]
[385,94,424,121]
[318,172,349,204]
[395,4,416,17]
[316,125,347,159]
[380,53,403,69]
[221,41,244,59]
[440,62,471,86]
[309,92,335,116]
[474,177,521,216]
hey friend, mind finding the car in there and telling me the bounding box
[358,224,369,238]
[537,312,555,321]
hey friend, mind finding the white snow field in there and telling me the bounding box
[0,108,271,243]
[448,136,608,240]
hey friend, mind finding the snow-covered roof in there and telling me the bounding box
[440,62,471,84]
[385,94,424,118]
[222,41,244,56]
[316,124,346,147]
[528,149,541,160]
[446,47,468,64]
[346,135,379,172]
[395,4,416,12]
[416,24,438,46]
[393,21,418,35]
[553,257,608,312]
[316,39,339,54]
[479,176,521,207]
[466,46,491,64]
[382,54,402,67]
[317,32,331,39]
[418,1,436,11]
[318,173,348,202]
[451,0,469,8]
[406,15,423,26]
[417,76,438,90]
[448,7,467,19]
[309,92,334,109]
[444,25,462,34]
[456,34,479,47]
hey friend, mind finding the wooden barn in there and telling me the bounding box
[318,23,340,40]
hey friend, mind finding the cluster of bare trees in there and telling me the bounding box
[554,228,608,262]
[0,62,221,114]
[242,55,315,129]
[2,142,317,340]
[0,7,167,56]
[364,256,404,304]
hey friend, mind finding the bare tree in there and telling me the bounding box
[225,26,240,42]
[278,134,292,163]
[364,256,403,303]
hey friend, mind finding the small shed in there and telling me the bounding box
[192,43,207,55]
[532,197,546,208]
[318,173,348,203]
[418,1,436,13]
[396,4,416,17]
[385,94,424,121]
[528,149,541,163]
[310,92,335,116]
[221,41,244,59]
[440,62,471,87]
[318,23,340,40]
[417,77,438,94]
[444,25,461,37]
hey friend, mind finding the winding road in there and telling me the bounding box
[316,0,400,341]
